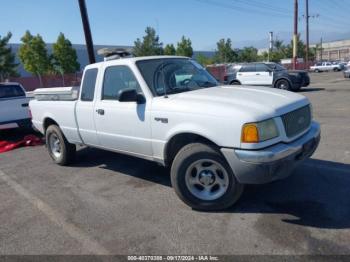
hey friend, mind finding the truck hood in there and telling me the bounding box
[153,85,309,121]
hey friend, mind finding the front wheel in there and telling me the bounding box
[46,125,76,166]
[171,143,244,211]
[275,79,291,91]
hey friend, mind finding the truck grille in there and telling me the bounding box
[282,105,311,138]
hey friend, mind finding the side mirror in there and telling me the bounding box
[118,88,145,104]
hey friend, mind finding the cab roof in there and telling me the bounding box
[85,55,190,69]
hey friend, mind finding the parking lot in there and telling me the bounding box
[0,72,349,255]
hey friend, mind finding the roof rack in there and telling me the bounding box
[97,48,133,61]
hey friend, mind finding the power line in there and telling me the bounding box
[194,0,293,19]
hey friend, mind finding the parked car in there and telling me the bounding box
[344,69,350,78]
[225,62,310,91]
[310,62,343,72]
[0,82,31,130]
[30,54,321,211]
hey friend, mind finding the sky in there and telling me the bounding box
[1,0,349,50]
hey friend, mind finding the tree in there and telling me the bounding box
[19,31,51,87]
[196,54,213,66]
[176,36,193,57]
[237,47,258,63]
[164,44,176,55]
[214,38,236,63]
[0,32,18,81]
[52,33,80,85]
[133,27,163,56]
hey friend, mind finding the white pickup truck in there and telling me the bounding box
[30,55,321,210]
[0,82,31,130]
[310,62,342,72]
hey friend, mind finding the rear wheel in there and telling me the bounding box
[275,79,291,91]
[171,143,244,211]
[230,80,241,85]
[46,125,76,166]
[315,69,320,73]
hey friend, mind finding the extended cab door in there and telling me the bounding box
[75,67,99,146]
[94,65,153,157]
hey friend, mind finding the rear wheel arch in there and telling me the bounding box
[43,118,59,133]
[230,80,241,85]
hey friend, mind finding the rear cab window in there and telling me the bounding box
[81,68,98,101]
[0,84,25,99]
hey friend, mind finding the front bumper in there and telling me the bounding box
[221,121,321,184]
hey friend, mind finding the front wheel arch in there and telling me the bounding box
[164,133,220,167]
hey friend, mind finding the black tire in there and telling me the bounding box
[315,69,320,73]
[333,68,339,72]
[230,80,241,85]
[45,125,76,166]
[170,143,244,211]
[275,79,291,91]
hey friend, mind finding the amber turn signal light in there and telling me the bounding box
[241,124,259,143]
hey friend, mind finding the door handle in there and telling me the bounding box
[256,73,260,75]
[96,109,105,115]
[21,103,29,107]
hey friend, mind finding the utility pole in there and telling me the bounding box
[320,37,323,61]
[293,0,298,70]
[305,0,309,69]
[78,0,96,64]
[268,31,273,62]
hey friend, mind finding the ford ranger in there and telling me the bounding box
[30,55,321,211]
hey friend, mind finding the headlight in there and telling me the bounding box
[241,118,279,143]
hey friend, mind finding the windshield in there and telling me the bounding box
[266,63,286,71]
[0,84,25,99]
[136,58,218,96]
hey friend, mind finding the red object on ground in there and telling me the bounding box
[0,135,43,153]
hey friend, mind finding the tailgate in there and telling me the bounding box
[0,97,31,123]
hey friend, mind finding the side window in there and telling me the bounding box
[255,64,268,72]
[81,68,98,101]
[240,64,256,72]
[102,66,141,100]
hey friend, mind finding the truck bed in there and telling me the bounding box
[30,87,82,144]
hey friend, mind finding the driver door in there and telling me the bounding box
[94,65,153,157]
